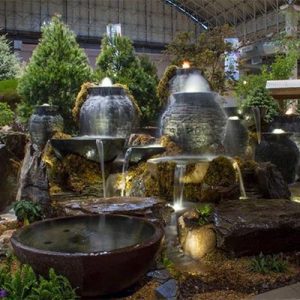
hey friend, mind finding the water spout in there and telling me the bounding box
[173,164,187,210]
[96,139,106,197]
[101,77,113,87]
[252,107,261,144]
[121,147,133,197]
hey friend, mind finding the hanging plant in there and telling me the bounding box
[157,65,177,106]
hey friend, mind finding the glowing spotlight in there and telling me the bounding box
[182,61,190,69]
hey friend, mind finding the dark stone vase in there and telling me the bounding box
[80,86,137,137]
[255,132,299,183]
[224,118,248,156]
[29,105,63,148]
[161,92,227,154]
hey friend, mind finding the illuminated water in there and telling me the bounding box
[173,164,186,210]
[96,139,106,197]
[121,147,133,197]
[17,216,154,253]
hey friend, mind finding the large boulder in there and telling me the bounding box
[16,143,50,207]
[214,199,300,256]
[178,210,216,259]
[0,130,27,212]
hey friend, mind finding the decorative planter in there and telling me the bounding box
[29,105,63,148]
[223,117,248,156]
[161,92,227,154]
[255,132,299,183]
[80,86,137,137]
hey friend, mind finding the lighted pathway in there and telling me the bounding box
[251,282,300,300]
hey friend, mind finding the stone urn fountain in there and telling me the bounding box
[161,68,227,154]
[255,130,299,183]
[51,81,137,162]
[29,104,63,148]
[80,85,137,137]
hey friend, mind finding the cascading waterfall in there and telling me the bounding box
[173,164,187,211]
[121,147,133,197]
[96,139,106,198]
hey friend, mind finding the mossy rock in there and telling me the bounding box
[43,142,102,194]
[203,156,235,187]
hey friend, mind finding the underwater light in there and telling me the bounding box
[182,61,190,69]
[272,128,286,134]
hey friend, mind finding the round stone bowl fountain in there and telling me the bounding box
[11,214,164,297]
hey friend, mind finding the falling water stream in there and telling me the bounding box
[121,147,133,197]
[252,106,261,144]
[231,160,248,200]
[173,164,187,211]
[96,139,106,198]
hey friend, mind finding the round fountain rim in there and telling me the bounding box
[147,155,215,164]
[11,214,164,257]
[172,91,216,97]
[87,86,125,95]
[262,132,293,137]
[175,67,203,75]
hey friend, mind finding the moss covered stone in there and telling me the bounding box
[203,156,236,187]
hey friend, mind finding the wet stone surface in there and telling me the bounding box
[214,199,300,256]
[56,196,170,224]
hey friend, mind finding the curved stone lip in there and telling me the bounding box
[125,145,164,150]
[33,105,60,115]
[172,91,215,97]
[87,86,125,96]
[147,155,215,165]
[11,214,164,257]
[70,135,126,141]
[263,132,293,137]
[175,67,202,75]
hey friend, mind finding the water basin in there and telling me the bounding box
[51,136,125,162]
[11,214,164,297]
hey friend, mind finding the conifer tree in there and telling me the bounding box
[0,35,20,80]
[96,35,159,125]
[18,15,92,130]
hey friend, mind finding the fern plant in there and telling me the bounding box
[0,264,77,299]
[13,200,42,225]
[250,252,288,274]
[196,204,213,226]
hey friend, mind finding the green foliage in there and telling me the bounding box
[165,25,233,93]
[0,102,14,127]
[196,204,213,226]
[157,65,177,106]
[162,255,174,269]
[17,15,92,131]
[250,253,288,274]
[0,35,20,80]
[0,264,77,299]
[96,35,159,125]
[13,200,43,225]
[236,36,299,112]
[241,86,279,122]
[0,79,21,109]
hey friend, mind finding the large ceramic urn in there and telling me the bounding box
[255,132,299,183]
[224,116,249,157]
[161,67,227,154]
[29,105,63,148]
[80,86,137,137]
